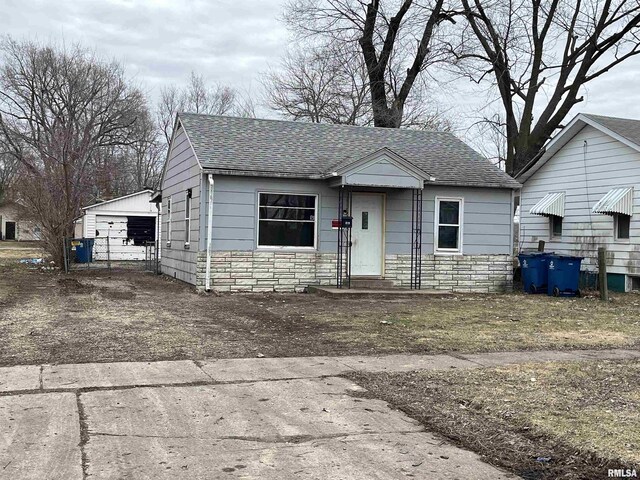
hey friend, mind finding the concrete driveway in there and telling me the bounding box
[7,349,632,479]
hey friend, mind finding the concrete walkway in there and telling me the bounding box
[1,348,638,479]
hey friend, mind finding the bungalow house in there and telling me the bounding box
[159,113,520,292]
[517,113,640,292]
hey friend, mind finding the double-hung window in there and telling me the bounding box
[185,189,192,246]
[166,196,172,246]
[258,193,317,248]
[435,197,463,254]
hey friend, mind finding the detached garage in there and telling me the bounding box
[75,190,160,261]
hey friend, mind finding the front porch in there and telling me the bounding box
[324,147,431,290]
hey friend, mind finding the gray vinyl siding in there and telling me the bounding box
[160,124,202,284]
[386,186,513,255]
[204,176,512,256]
[345,160,422,188]
[520,124,640,276]
[206,176,338,252]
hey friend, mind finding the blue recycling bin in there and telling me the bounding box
[519,252,553,294]
[74,239,95,263]
[547,255,583,297]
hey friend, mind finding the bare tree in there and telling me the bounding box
[466,113,508,169]
[0,147,19,201]
[0,38,145,265]
[283,0,456,128]
[90,109,163,199]
[264,44,372,125]
[233,91,257,119]
[456,0,640,174]
[157,72,253,144]
[265,31,454,130]
[128,109,164,191]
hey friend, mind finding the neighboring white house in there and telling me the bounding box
[0,201,41,241]
[517,113,640,292]
[75,190,160,261]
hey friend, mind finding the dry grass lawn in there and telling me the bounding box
[347,359,640,479]
[0,241,638,365]
[318,293,640,353]
[0,241,45,261]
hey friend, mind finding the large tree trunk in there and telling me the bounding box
[460,0,640,178]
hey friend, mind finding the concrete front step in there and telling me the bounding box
[348,277,395,289]
[307,286,450,296]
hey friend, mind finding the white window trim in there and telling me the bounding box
[185,190,192,246]
[434,196,464,255]
[256,192,318,250]
[166,196,172,246]
[549,215,563,240]
[614,213,631,242]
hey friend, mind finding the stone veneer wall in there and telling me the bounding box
[197,251,513,293]
[384,254,513,293]
[196,251,337,293]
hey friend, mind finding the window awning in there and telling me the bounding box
[592,187,633,216]
[529,192,565,217]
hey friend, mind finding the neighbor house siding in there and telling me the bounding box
[160,125,202,284]
[520,124,640,277]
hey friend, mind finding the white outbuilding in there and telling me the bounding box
[75,190,160,261]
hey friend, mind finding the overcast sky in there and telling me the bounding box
[5,0,640,146]
[4,0,289,106]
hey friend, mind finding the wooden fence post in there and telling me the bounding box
[598,247,608,301]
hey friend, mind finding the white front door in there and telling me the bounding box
[351,193,384,276]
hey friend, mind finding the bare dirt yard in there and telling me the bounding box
[2,243,638,478]
[347,359,640,480]
[0,245,639,366]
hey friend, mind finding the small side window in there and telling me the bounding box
[185,189,192,246]
[615,214,630,240]
[550,216,562,238]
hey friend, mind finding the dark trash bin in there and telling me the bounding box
[74,238,95,263]
[547,255,583,297]
[518,252,554,294]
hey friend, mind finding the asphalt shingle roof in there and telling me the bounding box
[582,113,640,148]
[178,113,520,189]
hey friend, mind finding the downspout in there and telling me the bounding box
[155,201,161,274]
[205,174,214,291]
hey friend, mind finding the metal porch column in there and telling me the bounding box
[336,187,352,289]
[410,188,423,289]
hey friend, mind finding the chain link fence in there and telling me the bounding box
[63,237,160,274]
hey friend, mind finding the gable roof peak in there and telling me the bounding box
[517,112,640,182]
